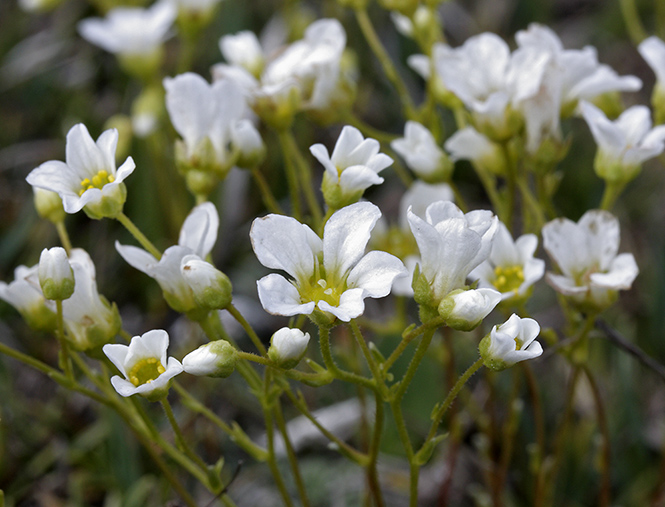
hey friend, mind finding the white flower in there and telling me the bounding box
[311,126,393,208]
[0,264,56,331]
[59,249,120,350]
[38,247,75,301]
[438,288,502,331]
[407,200,498,306]
[78,1,176,56]
[164,73,248,173]
[391,121,451,181]
[26,124,135,219]
[639,36,665,86]
[268,328,310,368]
[431,33,549,140]
[580,101,665,183]
[542,210,639,310]
[182,340,237,377]
[479,314,542,371]
[116,203,219,316]
[250,202,408,324]
[444,126,506,175]
[469,222,545,301]
[516,24,641,113]
[103,329,183,400]
[220,31,264,77]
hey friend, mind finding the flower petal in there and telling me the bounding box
[346,251,408,298]
[257,273,315,316]
[178,202,219,258]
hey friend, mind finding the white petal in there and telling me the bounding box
[65,124,106,178]
[346,251,408,298]
[323,202,380,279]
[164,73,215,152]
[251,214,320,281]
[178,202,219,258]
[590,252,638,289]
[639,36,665,83]
[338,165,385,193]
[256,273,315,316]
[317,287,365,322]
[578,210,619,270]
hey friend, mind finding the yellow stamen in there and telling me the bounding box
[493,265,525,294]
[128,357,166,387]
[79,170,115,196]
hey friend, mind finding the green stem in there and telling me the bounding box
[521,362,546,507]
[262,371,295,507]
[319,326,375,389]
[174,382,268,461]
[116,212,162,260]
[389,400,419,507]
[582,365,611,507]
[395,328,436,402]
[354,8,417,120]
[423,358,484,445]
[619,0,648,44]
[516,176,545,234]
[227,304,267,355]
[273,398,311,507]
[55,220,72,255]
[494,370,522,502]
[280,129,323,228]
[367,389,386,507]
[599,180,627,211]
[284,389,368,464]
[349,321,388,397]
[161,398,208,471]
[55,300,73,380]
[383,317,445,373]
[276,130,302,221]
[251,167,284,214]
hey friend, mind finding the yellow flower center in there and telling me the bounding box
[128,357,165,387]
[493,265,525,293]
[307,278,342,307]
[514,337,523,350]
[79,170,115,196]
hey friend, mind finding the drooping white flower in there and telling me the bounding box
[38,247,75,301]
[215,18,350,119]
[116,203,219,317]
[164,72,249,175]
[311,126,392,209]
[542,210,639,310]
[26,124,135,219]
[580,101,665,183]
[391,121,451,182]
[219,30,265,77]
[268,328,310,368]
[516,24,641,114]
[78,1,176,57]
[0,264,56,331]
[182,340,238,377]
[444,126,506,175]
[407,200,498,306]
[250,202,408,324]
[103,329,183,400]
[479,314,542,371]
[469,222,545,301]
[54,249,121,350]
[430,33,549,140]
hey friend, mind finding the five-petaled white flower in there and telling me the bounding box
[407,201,498,307]
[469,221,545,302]
[391,121,451,182]
[479,314,542,371]
[116,202,219,318]
[580,101,665,183]
[542,210,639,310]
[26,124,135,219]
[250,201,408,324]
[103,329,183,400]
[164,72,251,175]
[78,1,176,57]
[310,126,393,209]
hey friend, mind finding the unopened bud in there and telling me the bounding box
[183,340,238,377]
[39,247,75,300]
[268,328,310,369]
[181,256,233,310]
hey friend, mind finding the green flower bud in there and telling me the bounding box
[181,256,233,311]
[183,340,238,378]
[38,247,75,301]
[33,188,65,224]
[268,328,310,369]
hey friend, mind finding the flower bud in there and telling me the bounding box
[38,247,75,301]
[131,86,164,138]
[183,340,238,377]
[438,288,501,332]
[231,120,266,169]
[33,188,66,224]
[268,328,310,369]
[181,256,233,310]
